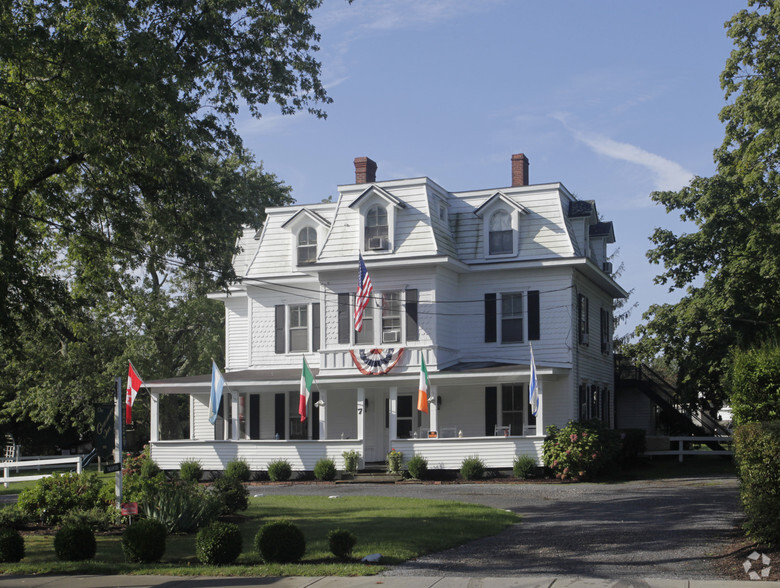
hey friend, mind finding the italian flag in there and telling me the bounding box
[299,357,314,422]
[417,356,429,414]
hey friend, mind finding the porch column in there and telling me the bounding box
[150,391,159,442]
[536,378,544,435]
[318,389,328,440]
[388,386,398,441]
[357,388,365,440]
[429,385,438,434]
[231,391,239,440]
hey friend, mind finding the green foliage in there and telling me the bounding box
[224,459,251,482]
[61,508,119,532]
[406,455,428,480]
[734,421,780,545]
[211,475,249,515]
[313,458,337,481]
[460,456,485,481]
[17,472,113,525]
[122,451,168,507]
[728,344,780,426]
[543,421,620,480]
[386,449,403,475]
[267,459,292,482]
[53,522,96,561]
[135,479,222,534]
[196,521,243,566]
[512,455,537,479]
[140,458,162,479]
[255,520,306,563]
[636,1,780,410]
[0,505,28,530]
[342,450,360,475]
[0,527,24,563]
[121,519,167,563]
[328,528,357,559]
[179,459,203,483]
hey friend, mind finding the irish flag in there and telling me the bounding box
[299,357,314,422]
[417,356,429,414]
[125,361,144,425]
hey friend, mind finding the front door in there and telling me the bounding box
[364,391,389,462]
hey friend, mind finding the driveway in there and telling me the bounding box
[249,476,742,580]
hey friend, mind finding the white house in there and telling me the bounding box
[147,154,626,472]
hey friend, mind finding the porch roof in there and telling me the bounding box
[145,361,568,394]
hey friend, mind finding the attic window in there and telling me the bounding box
[297,227,317,265]
[489,211,512,255]
[365,205,388,251]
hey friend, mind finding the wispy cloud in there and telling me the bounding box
[554,114,693,191]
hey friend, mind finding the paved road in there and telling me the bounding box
[249,476,742,581]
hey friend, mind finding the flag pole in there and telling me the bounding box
[114,376,123,506]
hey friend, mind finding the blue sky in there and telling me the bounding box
[237,0,743,339]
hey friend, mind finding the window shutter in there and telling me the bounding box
[406,289,419,341]
[275,305,285,354]
[312,303,321,351]
[485,386,497,436]
[337,293,350,344]
[484,293,497,343]
[274,393,285,439]
[528,290,540,341]
[312,391,320,440]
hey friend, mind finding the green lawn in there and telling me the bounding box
[0,495,519,576]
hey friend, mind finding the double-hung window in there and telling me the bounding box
[297,227,317,265]
[489,211,513,255]
[381,291,402,343]
[289,305,308,352]
[275,303,320,353]
[501,384,524,434]
[578,294,589,345]
[501,293,523,343]
[365,206,388,250]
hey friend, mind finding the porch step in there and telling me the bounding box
[337,472,403,484]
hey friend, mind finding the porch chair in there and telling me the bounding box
[494,424,511,437]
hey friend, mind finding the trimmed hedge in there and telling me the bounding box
[255,520,306,563]
[196,521,243,565]
[54,522,96,561]
[122,518,167,563]
[0,527,24,563]
[734,421,780,545]
[328,528,357,559]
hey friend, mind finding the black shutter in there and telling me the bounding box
[406,289,419,341]
[485,386,497,436]
[484,293,497,343]
[337,293,350,344]
[275,305,285,354]
[312,303,321,351]
[249,395,260,440]
[528,290,540,341]
[274,393,285,439]
[312,391,320,441]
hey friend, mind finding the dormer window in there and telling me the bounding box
[365,205,388,251]
[297,227,317,265]
[489,211,512,255]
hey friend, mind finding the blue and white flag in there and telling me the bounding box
[529,343,539,417]
[209,361,226,425]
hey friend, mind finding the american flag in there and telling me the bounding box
[355,254,373,332]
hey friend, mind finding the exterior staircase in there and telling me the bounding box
[614,355,731,448]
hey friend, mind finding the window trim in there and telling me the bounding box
[275,302,320,354]
[488,210,513,255]
[296,226,317,265]
[500,292,524,344]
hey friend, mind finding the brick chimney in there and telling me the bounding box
[511,153,530,187]
[354,157,377,184]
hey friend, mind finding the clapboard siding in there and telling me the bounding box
[225,295,249,369]
[392,437,544,469]
[192,395,214,440]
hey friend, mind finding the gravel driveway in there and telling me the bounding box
[250,476,741,580]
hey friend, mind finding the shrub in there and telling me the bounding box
[314,458,337,481]
[123,450,168,506]
[179,459,203,483]
[734,421,780,545]
[0,527,24,563]
[224,459,251,482]
[140,457,161,479]
[141,480,222,534]
[62,507,119,532]
[342,450,360,474]
[328,528,357,559]
[0,505,28,530]
[17,472,113,525]
[728,344,780,426]
[386,449,403,474]
[122,519,167,563]
[267,459,292,482]
[407,455,428,479]
[542,420,621,480]
[54,522,96,561]
[460,456,485,480]
[513,454,537,479]
[196,521,243,565]
[211,475,249,514]
[255,520,306,563]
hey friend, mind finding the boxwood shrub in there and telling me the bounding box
[179,459,203,483]
[314,458,337,481]
[122,518,167,563]
[224,459,251,482]
[0,527,24,563]
[328,528,357,559]
[196,521,243,565]
[407,455,428,480]
[460,456,485,480]
[267,459,292,482]
[255,520,305,563]
[211,474,249,514]
[54,522,96,561]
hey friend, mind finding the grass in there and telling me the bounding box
[0,495,519,576]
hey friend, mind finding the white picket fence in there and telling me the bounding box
[644,436,733,463]
[1,455,84,487]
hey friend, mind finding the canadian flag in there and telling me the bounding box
[125,362,144,425]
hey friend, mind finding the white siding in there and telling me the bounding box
[392,437,544,469]
[192,395,214,441]
[225,295,249,369]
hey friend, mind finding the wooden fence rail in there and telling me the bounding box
[1,456,83,487]
[644,436,734,463]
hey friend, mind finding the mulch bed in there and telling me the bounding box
[712,527,779,582]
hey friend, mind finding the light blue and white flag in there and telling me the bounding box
[209,361,226,425]
[529,343,539,417]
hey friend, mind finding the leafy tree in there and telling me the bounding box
[0,0,330,435]
[635,0,780,409]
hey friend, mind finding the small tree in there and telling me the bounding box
[728,343,780,426]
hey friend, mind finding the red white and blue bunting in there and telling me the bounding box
[349,348,405,375]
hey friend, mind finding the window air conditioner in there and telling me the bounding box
[382,330,400,343]
[368,237,386,250]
